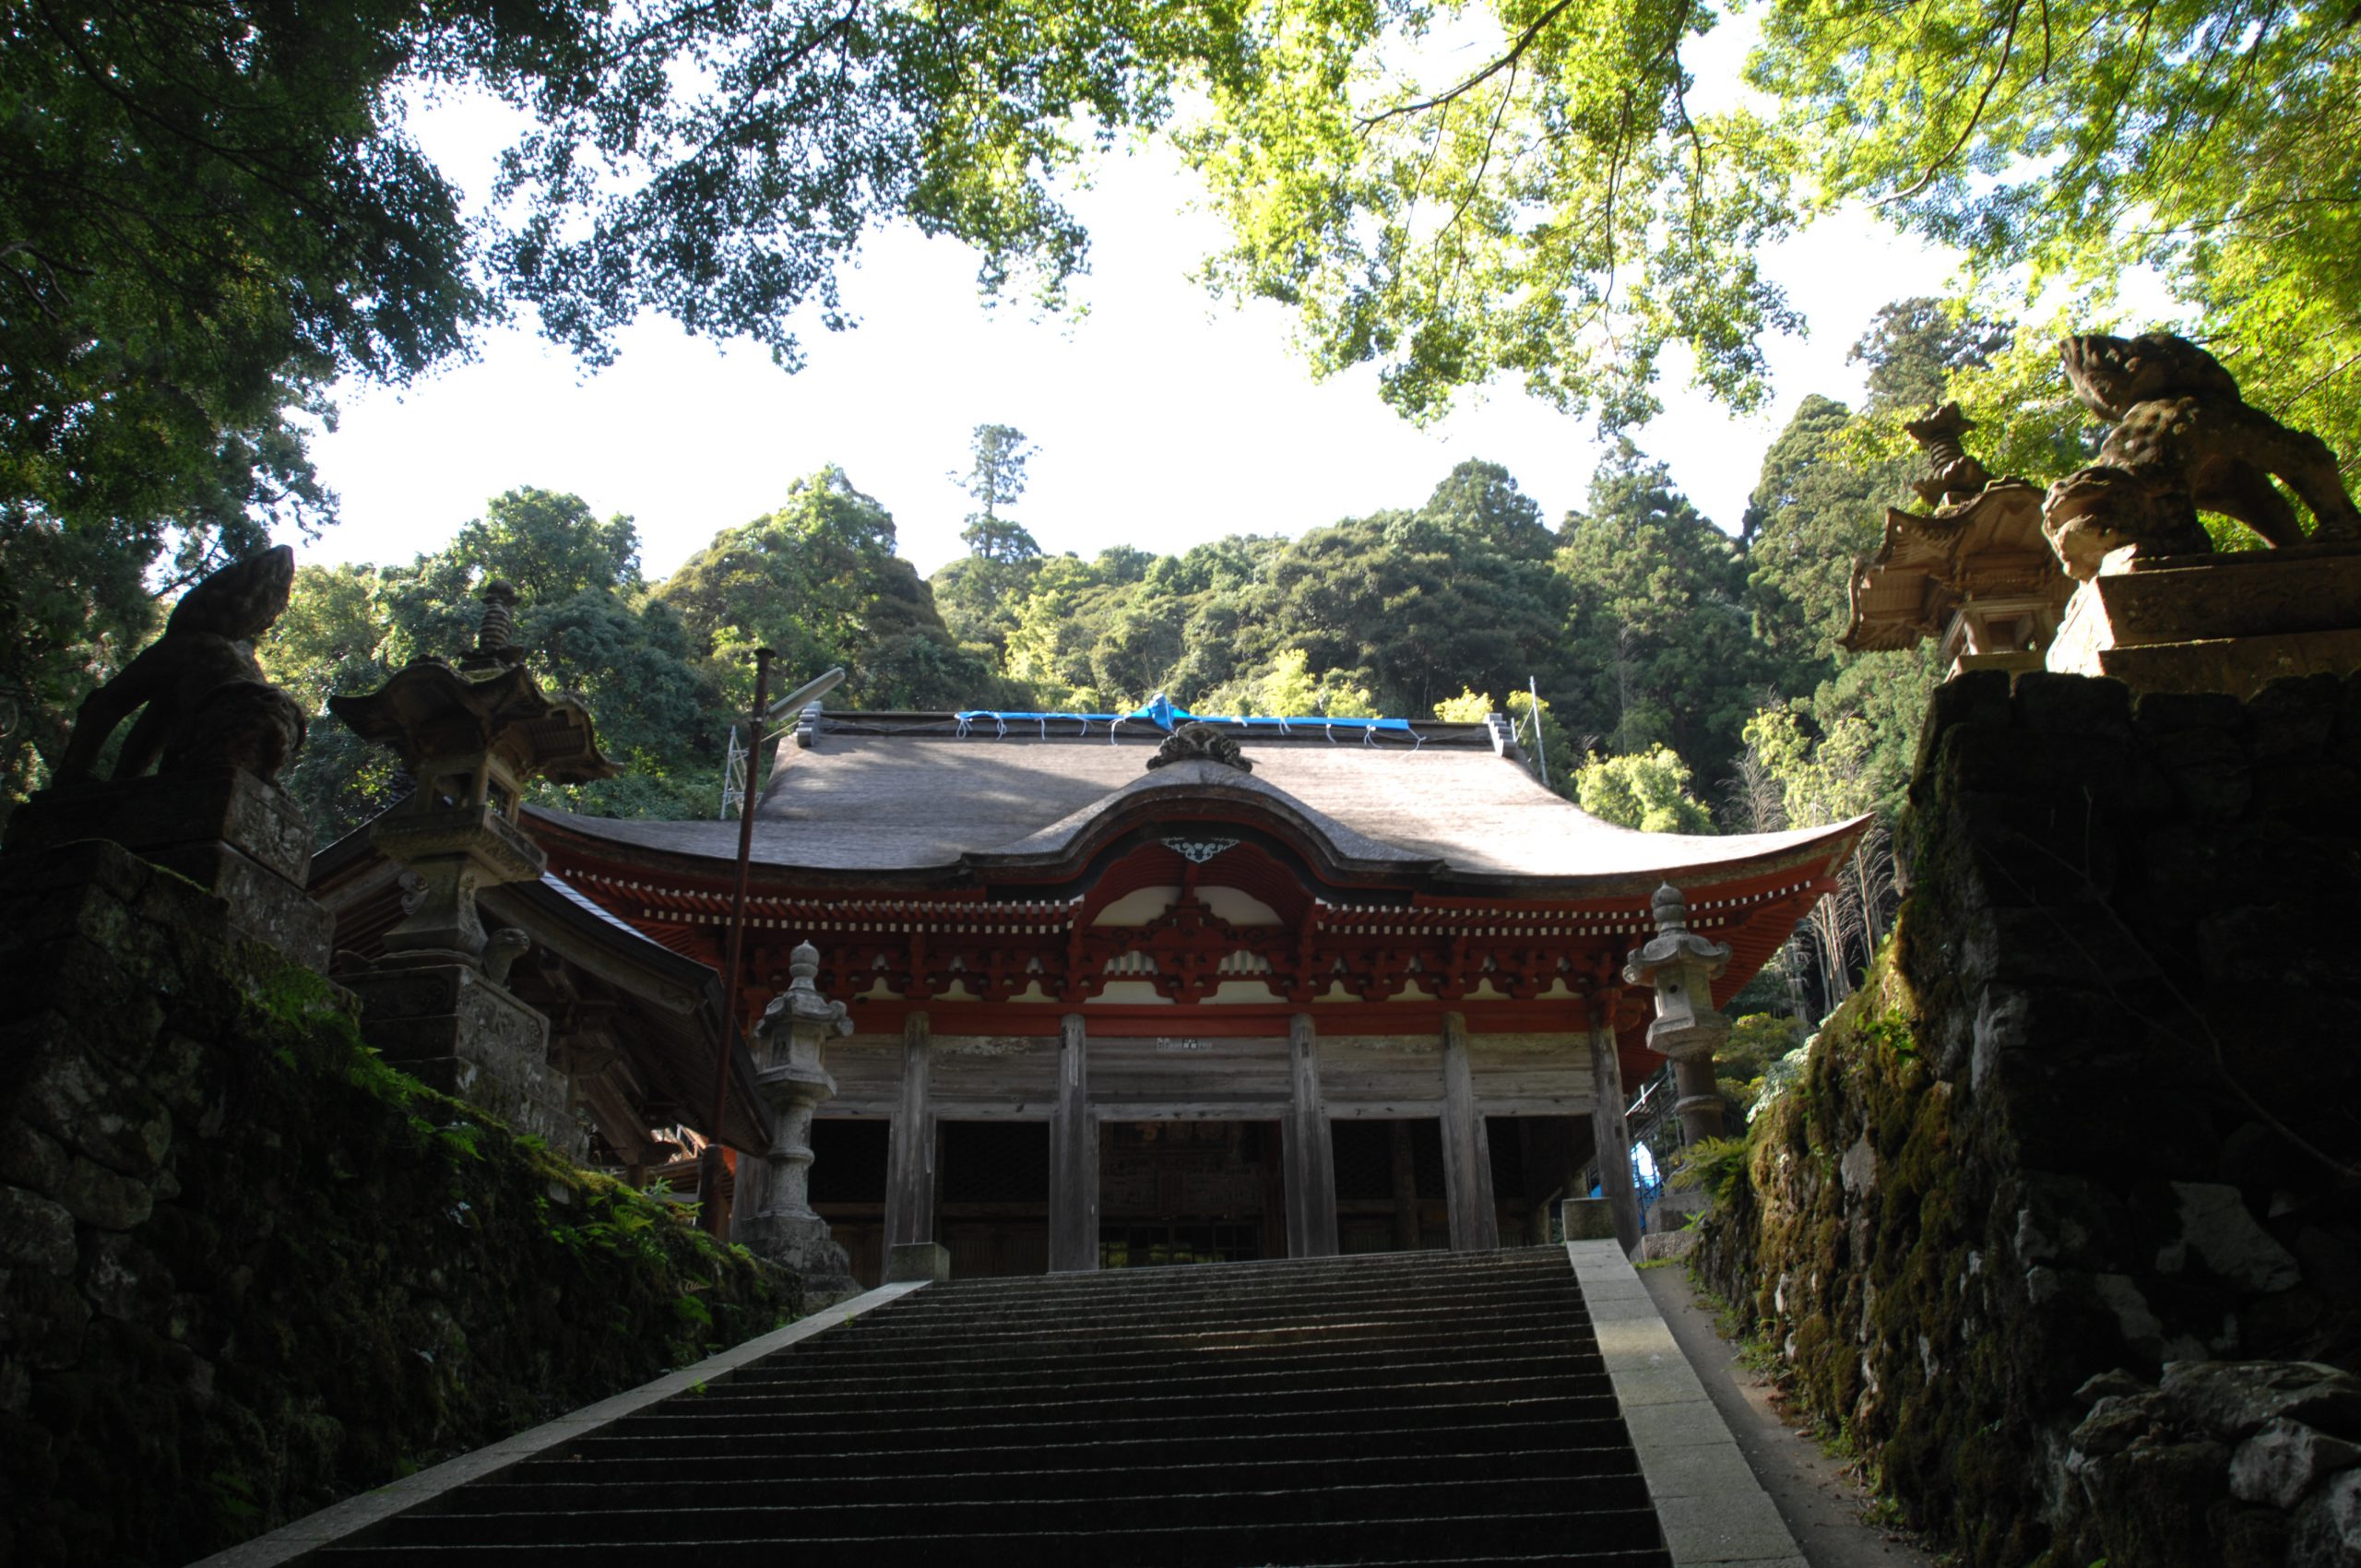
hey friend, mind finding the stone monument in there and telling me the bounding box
[3,545,332,967]
[325,580,616,1157]
[1840,403,2072,681]
[2040,331,2361,695]
[731,942,861,1305]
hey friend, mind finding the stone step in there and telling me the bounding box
[291,1247,1673,1567]
[773,1321,1591,1375]
[686,1347,1606,1413]
[601,1372,1616,1441]
[906,1246,1560,1290]
[881,1255,1567,1306]
[860,1250,1569,1303]
[437,1452,1650,1515]
[850,1263,1570,1322]
[800,1289,1584,1350]
[541,1403,1636,1467]
[501,1431,1644,1491]
[312,1517,1672,1567]
[723,1324,1596,1393]
[316,1497,1670,1562]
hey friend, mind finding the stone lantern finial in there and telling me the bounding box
[1904,401,1994,508]
[1623,883,1736,1145]
[458,579,527,674]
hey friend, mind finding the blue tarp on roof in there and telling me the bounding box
[947,693,1419,741]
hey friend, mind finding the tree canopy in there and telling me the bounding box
[1181,0,2361,462]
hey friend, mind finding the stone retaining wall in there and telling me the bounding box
[1699,671,2361,1567]
[0,840,799,1567]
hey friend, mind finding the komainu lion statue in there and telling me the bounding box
[2043,332,2361,578]
[55,544,307,785]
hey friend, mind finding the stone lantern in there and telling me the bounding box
[330,581,614,965]
[326,580,616,1153]
[1840,403,2073,682]
[733,942,860,1305]
[1621,883,1734,1145]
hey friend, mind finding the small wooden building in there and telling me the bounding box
[505,707,1862,1284]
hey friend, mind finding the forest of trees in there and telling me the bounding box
[18,294,1971,1016]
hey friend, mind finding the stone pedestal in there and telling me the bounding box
[372,802,544,962]
[887,1241,951,1284]
[1560,1195,1619,1242]
[735,1209,859,1304]
[338,961,585,1160]
[2,768,331,968]
[2047,541,2361,697]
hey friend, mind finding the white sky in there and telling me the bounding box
[296,46,1966,583]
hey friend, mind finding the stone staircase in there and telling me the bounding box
[300,1247,1673,1565]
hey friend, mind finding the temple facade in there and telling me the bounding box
[346,705,1859,1284]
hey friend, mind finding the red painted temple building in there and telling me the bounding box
[318,707,1864,1284]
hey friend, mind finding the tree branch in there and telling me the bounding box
[1358,0,1579,129]
[1874,0,2028,207]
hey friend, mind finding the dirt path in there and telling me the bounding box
[1639,1263,1941,1568]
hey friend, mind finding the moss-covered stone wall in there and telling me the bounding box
[1698,671,2361,1567]
[0,840,801,1568]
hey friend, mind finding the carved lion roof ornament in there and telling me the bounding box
[1145,721,1254,774]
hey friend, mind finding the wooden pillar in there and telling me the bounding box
[883,1011,934,1249]
[1048,1013,1098,1273]
[1388,1122,1422,1251]
[1282,1014,1339,1258]
[1588,1001,1643,1253]
[1439,1012,1499,1252]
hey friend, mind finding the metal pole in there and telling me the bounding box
[1527,676,1548,784]
[765,664,847,721]
[699,647,773,1235]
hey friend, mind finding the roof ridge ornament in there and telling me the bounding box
[1145,720,1254,774]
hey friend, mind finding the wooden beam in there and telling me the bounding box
[1048,1013,1098,1272]
[1282,1014,1339,1258]
[1439,1012,1499,1252]
[883,1010,935,1249]
[1589,1003,1643,1253]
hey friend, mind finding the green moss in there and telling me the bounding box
[0,847,801,1568]
[1699,933,2023,1556]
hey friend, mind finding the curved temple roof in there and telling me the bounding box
[534,711,1864,897]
